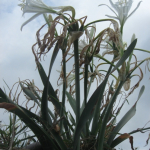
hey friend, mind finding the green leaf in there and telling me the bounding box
[0,98,68,150]
[38,63,71,139]
[108,85,145,146]
[38,63,61,112]
[136,85,145,102]
[0,94,68,150]
[91,65,113,135]
[68,112,76,125]
[97,81,124,150]
[0,88,15,104]
[110,39,137,74]
[66,91,76,115]
[15,125,28,136]
[41,41,60,123]
[41,81,49,122]
[0,102,58,150]
[48,40,60,78]
[73,78,108,149]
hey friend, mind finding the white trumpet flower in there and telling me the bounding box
[99,0,142,27]
[19,0,75,30]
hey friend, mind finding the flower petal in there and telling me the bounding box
[109,0,121,14]
[105,15,118,20]
[127,1,142,20]
[89,24,96,40]
[99,4,118,17]
[53,6,75,18]
[21,13,41,30]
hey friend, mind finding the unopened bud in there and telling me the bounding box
[123,78,131,91]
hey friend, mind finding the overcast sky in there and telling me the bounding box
[0,0,150,149]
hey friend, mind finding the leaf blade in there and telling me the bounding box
[108,85,145,145]
[111,39,137,74]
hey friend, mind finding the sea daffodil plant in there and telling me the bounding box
[0,0,150,150]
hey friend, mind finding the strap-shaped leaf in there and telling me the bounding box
[41,41,60,123]
[0,88,15,104]
[97,81,124,150]
[0,96,68,150]
[110,39,137,74]
[68,112,76,125]
[38,62,71,137]
[48,40,60,78]
[91,65,113,135]
[111,133,130,148]
[108,85,145,145]
[38,63,61,111]
[41,81,49,122]
[0,102,58,150]
[73,78,107,149]
[66,91,76,115]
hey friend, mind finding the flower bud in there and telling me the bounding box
[123,78,131,91]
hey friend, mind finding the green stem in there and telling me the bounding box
[84,63,88,106]
[74,39,80,124]
[60,48,66,135]
[74,39,80,150]
[84,19,115,29]
[84,60,89,136]
[134,48,150,53]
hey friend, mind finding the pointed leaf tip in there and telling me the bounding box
[111,133,130,148]
[137,85,145,102]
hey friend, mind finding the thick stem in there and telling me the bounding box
[74,39,80,150]
[60,48,66,135]
[74,39,80,124]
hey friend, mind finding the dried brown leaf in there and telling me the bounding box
[129,136,134,150]
[0,102,17,111]
[145,133,150,147]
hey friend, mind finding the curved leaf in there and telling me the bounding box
[73,78,107,149]
[97,81,124,150]
[38,63,61,112]
[66,91,76,115]
[111,133,130,148]
[108,85,145,145]
[0,102,58,150]
[110,39,137,74]
[91,65,113,135]
[41,41,60,123]
[0,99,68,150]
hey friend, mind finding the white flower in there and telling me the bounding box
[57,70,75,87]
[19,0,75,30]
[68,31,83,48]
[78,24,96,53]
[99,0,142,26]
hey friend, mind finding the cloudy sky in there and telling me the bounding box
[0,0,150,149]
